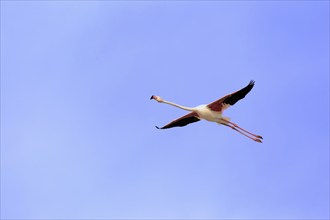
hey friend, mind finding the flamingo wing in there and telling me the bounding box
[207,80,255,112]
[156,112,200,129]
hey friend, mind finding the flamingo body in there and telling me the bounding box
[194,105,221,122]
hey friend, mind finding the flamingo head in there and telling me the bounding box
[150,95,164,103]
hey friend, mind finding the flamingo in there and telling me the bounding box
[150,80,263,143]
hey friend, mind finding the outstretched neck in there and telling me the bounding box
[162,100,195,111]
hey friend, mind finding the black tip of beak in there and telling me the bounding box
[155,126,160,129]
[150,95,154,100]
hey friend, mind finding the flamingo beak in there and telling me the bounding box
[150,95,155,100]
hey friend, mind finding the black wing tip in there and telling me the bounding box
[249,80,255,86]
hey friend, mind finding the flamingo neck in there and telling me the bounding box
[162,100,195,111]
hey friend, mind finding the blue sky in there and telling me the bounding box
[1,1,329,219]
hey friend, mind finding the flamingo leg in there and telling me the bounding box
[221,119,263,140]
[221,123,262,143]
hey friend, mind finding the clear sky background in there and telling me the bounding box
[1,1,329,219]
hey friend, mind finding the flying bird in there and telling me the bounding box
[150,80,263,143]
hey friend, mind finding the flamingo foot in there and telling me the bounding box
[254,138,262,143]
